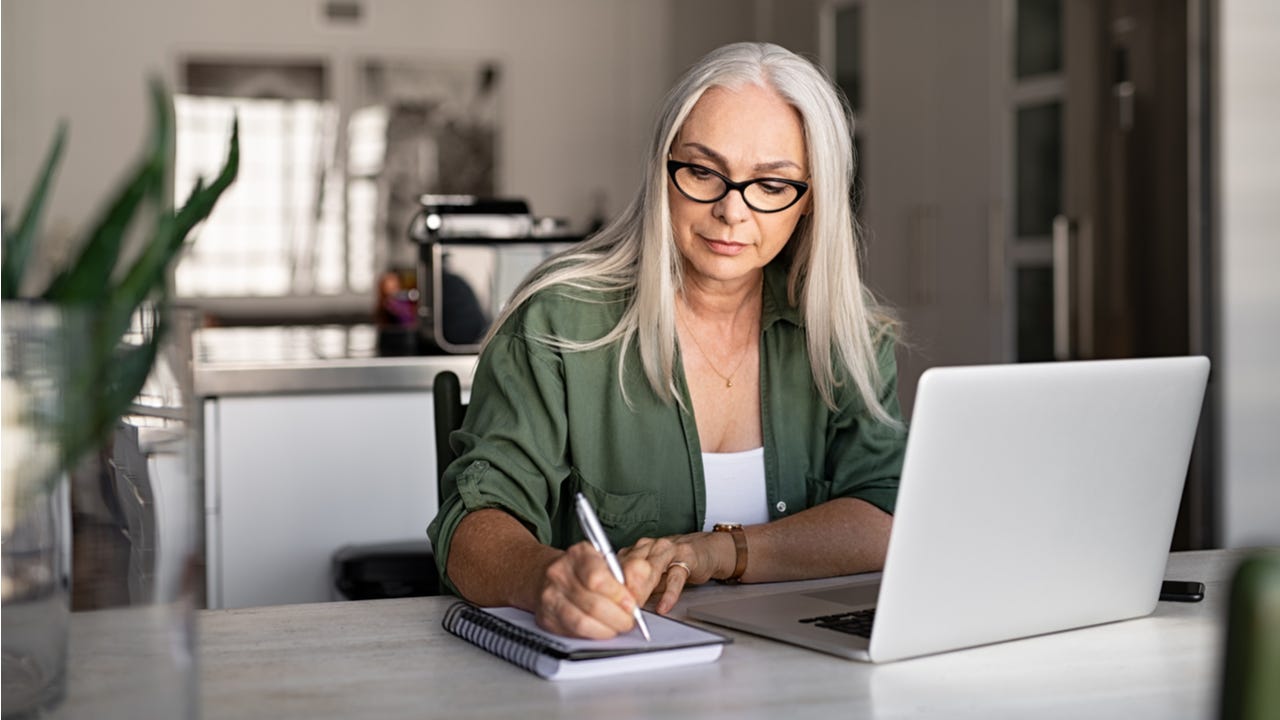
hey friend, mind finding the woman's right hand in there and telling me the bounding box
[531,540,657,639]
[446,509,665,639]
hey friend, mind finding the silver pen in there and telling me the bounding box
[573,492,652,641]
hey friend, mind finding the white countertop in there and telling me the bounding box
[192,325,477,396]
[56,548,1260,720]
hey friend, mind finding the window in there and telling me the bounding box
[173,57,501,320]
[175,92,351,297]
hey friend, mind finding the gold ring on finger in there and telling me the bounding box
[666,560,691,575]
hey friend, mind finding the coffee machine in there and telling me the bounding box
[407,195,581,354]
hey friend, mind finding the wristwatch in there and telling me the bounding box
[713,522,748,584]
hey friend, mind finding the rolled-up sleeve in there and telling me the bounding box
[427,327,570,594]
[824,338,908,515]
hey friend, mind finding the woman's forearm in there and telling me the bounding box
[738,497,893,583]
[445,508,563,609]
[447,498,890,608]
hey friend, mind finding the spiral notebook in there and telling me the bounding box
[442,602,731,680]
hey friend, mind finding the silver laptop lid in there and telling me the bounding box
[869,356,1209,662]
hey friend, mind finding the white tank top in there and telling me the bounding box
[701,446,769,531]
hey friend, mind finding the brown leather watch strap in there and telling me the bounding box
[713,523,748,584]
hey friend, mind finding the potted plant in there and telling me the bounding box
[1,78,238,717]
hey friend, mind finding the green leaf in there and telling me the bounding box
[173,117,238,234]
[12,80,227,493]
[148,77,175,205]
[2,122,68,299]
[43,161,162,302]
[59,309,166,472]
[114,118,238,319]
[44,79,174,302]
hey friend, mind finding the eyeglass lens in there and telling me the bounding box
[672,165,802,212]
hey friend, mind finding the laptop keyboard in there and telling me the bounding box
[799,608,876,638]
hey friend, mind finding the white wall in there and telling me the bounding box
[668,0,821,77]
[1,0,671,284]
[1218,0,1280,547]
[858,0,1000,414]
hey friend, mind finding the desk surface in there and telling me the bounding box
[182,549,1251,720]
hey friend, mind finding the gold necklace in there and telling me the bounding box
[677,307,751,389]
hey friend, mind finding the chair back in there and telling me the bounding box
[432,370,467,495]
[330,370,464,601]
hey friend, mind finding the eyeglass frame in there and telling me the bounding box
[666,160,810,214]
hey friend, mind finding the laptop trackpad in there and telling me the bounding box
[804,582,879,608]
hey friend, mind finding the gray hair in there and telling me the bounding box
[486,41,899,426]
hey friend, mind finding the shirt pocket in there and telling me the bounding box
[572,470,660,548]
[805,472,833,506]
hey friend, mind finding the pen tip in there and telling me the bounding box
[636,612,652,641]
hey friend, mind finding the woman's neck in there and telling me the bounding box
[678,269,765,329]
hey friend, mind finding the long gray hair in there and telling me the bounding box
[486,42,899,426]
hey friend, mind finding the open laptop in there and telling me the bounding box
[688,356,1210,663]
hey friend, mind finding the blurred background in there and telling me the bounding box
[3,0,1276,610]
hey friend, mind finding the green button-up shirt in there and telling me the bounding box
[427,261,907,594]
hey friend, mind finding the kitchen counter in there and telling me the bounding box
[192,324,478,397]
[193,324,478,608]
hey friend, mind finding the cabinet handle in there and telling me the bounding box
[1052,214,1074,361]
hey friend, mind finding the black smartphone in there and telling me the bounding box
[1160,580,1205,602]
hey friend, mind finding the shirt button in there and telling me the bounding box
[776,501,787,513]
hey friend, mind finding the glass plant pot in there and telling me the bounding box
[2,302,202,719]
[3,303,75,718]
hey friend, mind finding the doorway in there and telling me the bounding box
[1004,0,1207,548]
[833,0,1210,547]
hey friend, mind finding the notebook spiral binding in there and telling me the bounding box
[443,602,569,675]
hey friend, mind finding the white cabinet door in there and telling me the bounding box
[205,392,437,609]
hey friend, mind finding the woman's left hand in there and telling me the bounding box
[619,532,728,614]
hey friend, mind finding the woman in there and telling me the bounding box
[427,42,907,639]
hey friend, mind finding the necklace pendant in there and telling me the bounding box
[726,379,733,388]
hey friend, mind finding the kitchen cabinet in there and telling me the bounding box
[194,324,476,609]
[203,391,439,609]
